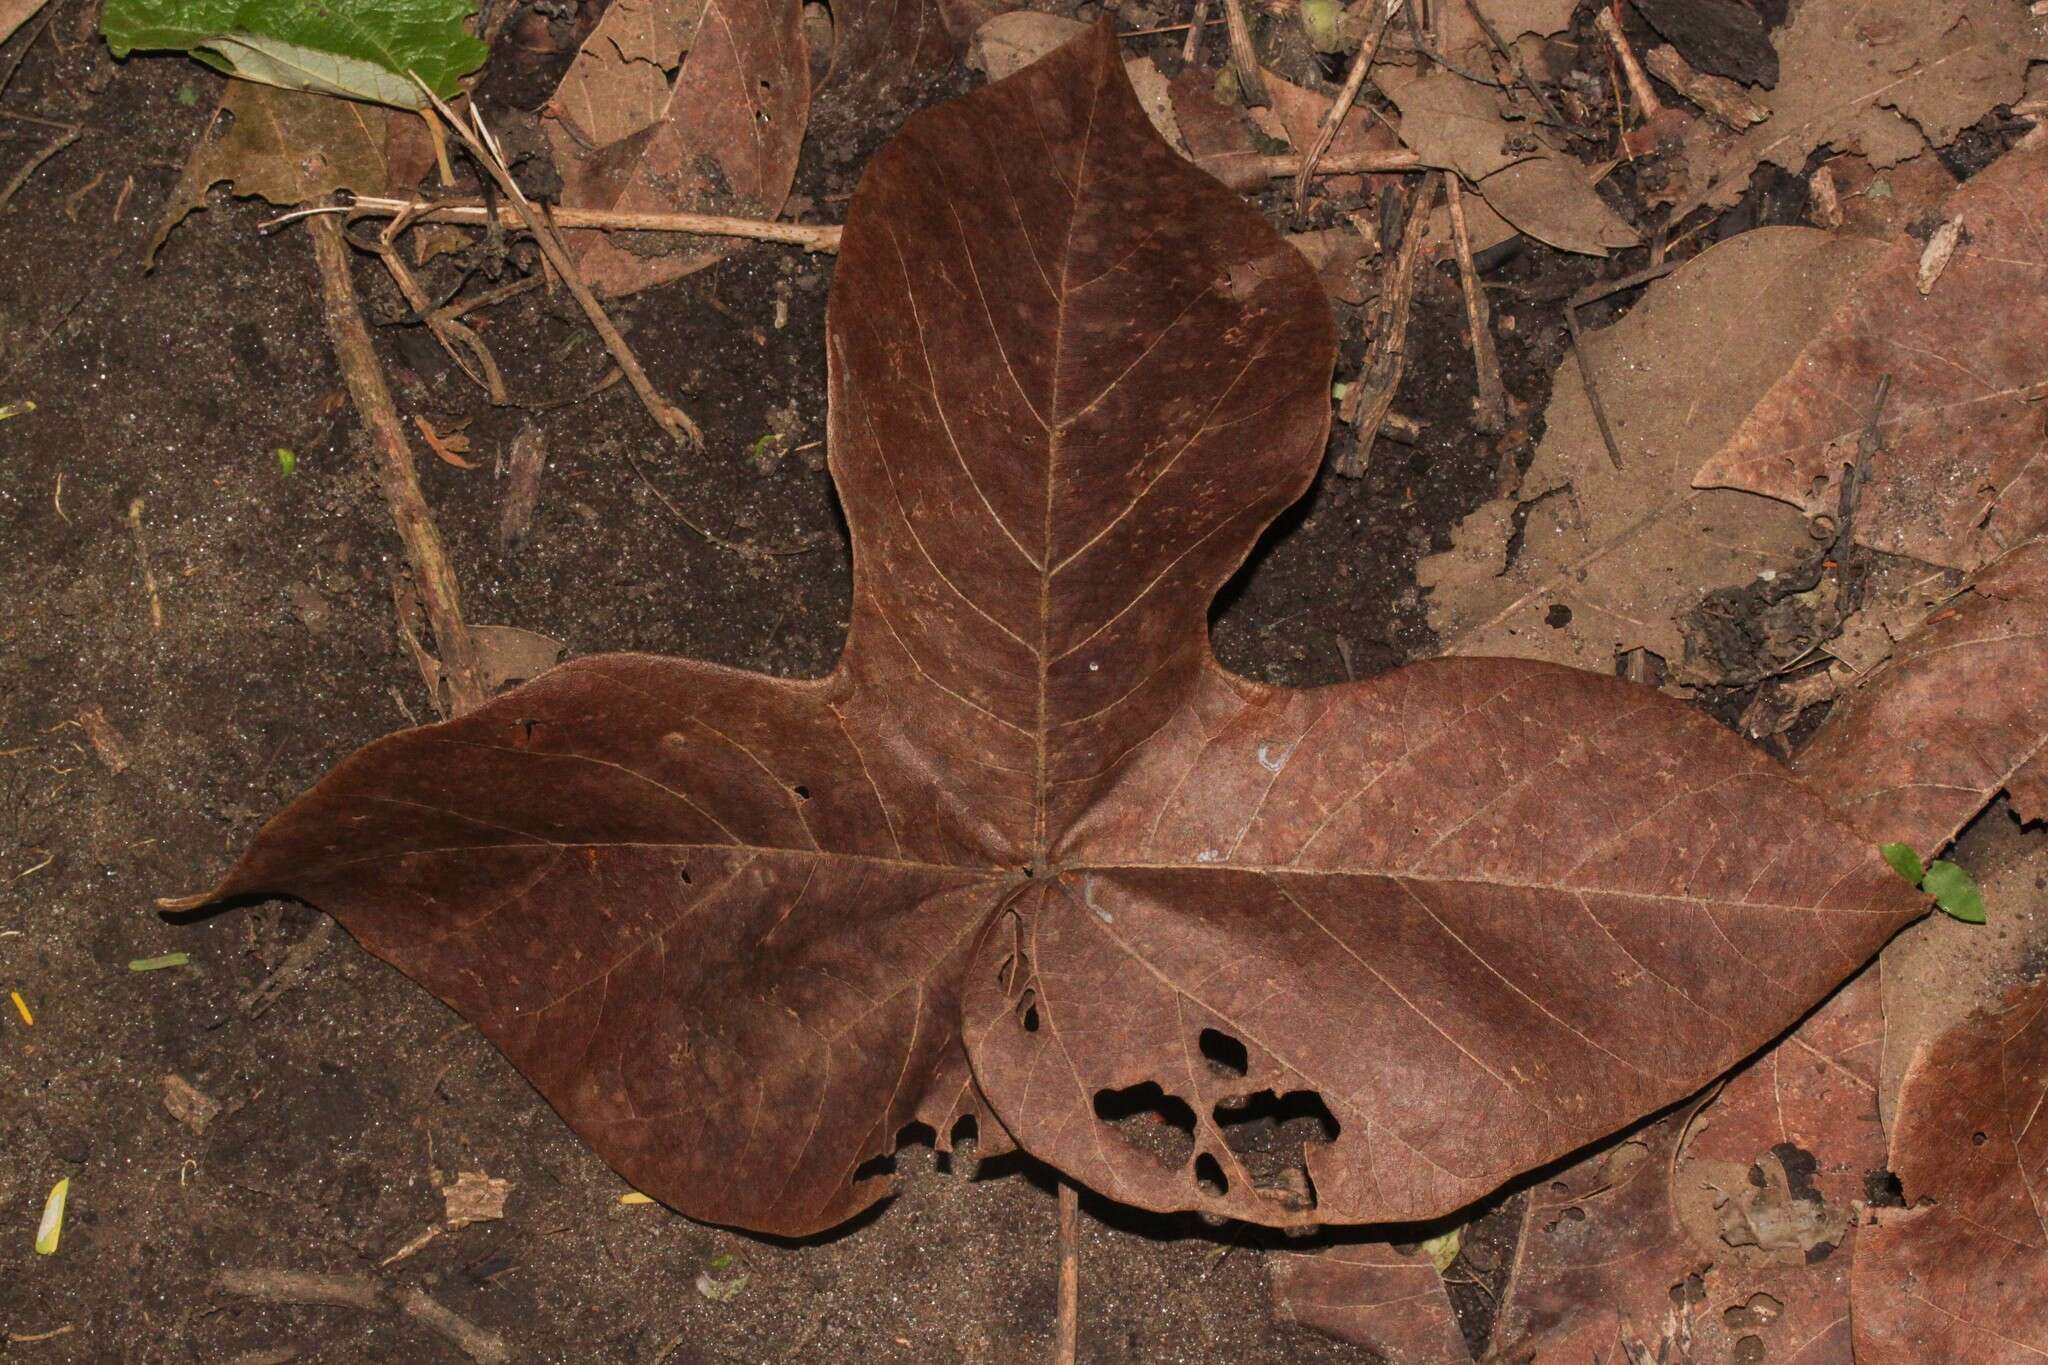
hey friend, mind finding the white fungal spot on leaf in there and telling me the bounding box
[1256,740,1295,772]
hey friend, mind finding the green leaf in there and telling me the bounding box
[101,0,486,107]
[1880,841,1925,887]
[128,952,191,971]
[35,1178,68,1256]
[277,447,297,475]
[1420,1227,1462,1274]
[1921,860,1986,923]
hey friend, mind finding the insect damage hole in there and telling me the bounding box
[1210,1088,1339,1210]
[1091,1082,1196,1169]
[1194,1152,1230,1196]
[1198,1028,1249,1078]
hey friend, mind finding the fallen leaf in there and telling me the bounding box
[1,0,46,48]
[1672,0,2045,217]
[1417,226,1881,675]
[811,0,960,94]
[542,0,808,296]
[1268,1237,1468,1363]
[1168,67,1267,191]
[413,416,476,470]
[101,0,487,107]
[1254,68,1405,198]
[1431,0,1576,67]
[1794,538,2048,854]
[151,81,392,262]
[1373,62,1639,256]
[168,24,1917,1241]
[1852,977,2048,1361]
[1695,140,2048,571]
[441,1171,510,1226]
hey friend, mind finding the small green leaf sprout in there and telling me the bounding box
[1880,842,1986,923]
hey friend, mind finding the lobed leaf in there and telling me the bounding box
[179,24,1920,1238]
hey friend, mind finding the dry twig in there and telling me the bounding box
[1445,177,1507,433]
[1054,1181,1080,1365]
[309,213,487,714]
[1291,1,1393,215]
[213,1268,510,1364]
[416,86,702,448]
[1181,0,1213,63]
[315,197,845,251]
[1220,0,1269,106]
[1336,174,1440,476]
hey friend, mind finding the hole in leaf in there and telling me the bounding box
[1092,1082,1196,1169]
[1198,1028,1249,1077]
[1016,988,1039,1033]
[1208,1088,1335,1208]
[1194,1151,1229,1196]
[792,784,810,801]
[1972,1130,1988,1146]
[679,865,692,885]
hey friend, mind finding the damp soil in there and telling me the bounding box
[0,9,1847,1364]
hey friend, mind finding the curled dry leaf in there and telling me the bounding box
[542,0,808,296]
[1418,226,1880,676]
[1795,538,2048,852]
[1852,976,2048,1362]
[169,25,1916,1240]
[1694,139,2048,572]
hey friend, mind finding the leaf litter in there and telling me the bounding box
[50,0,2048,1355]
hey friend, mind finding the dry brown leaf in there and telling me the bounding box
[542,0,808,296]
[1417,227,1881,675]
[1373,62,1639,256]
[169,28,1918,1242]
[1818,151,1959,240]
[970,14,1182,148]
[413,416,476,470]
[1852,976,2048,1362]
[1254,68,1406,198]
[1672,0,2046,218]
[0,0,45,46]
[812,0,961,95]
[152,82,392,263]
[1169,67,1267,190]
[1794,539,2048,854]
[1431,0,1577,66]
[469,624,566,694]
[1696,140,2048,572]
[1268,1238,1467,1362]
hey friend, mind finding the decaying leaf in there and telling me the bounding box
[1694,139,2048,571]
[1673,0,2045,217]
[542,0,808,295]
[1417,226,1881,676]
[1268,1237,1467,1363]
[170,25,1917,1241]
[811,0,960,94]
[152,80,394,262]
[1373,62,1638,256]
[441,1170,510,1226]
[1794,538,2048,852]
[1852,976,2048,1362]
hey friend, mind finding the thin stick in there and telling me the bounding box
[309,213,487,714]
[359,213,505,401]
[1220,0,1269,107]
[1292,1,1393,215]
[0,123,78,214]
[416,86,702,448]
[419,106,455,187]
[1593,6,1661,121]
[1456,0,1565,127]
[1180,0,1213,62]
[1336,174,1438,476]
[308,196,845,250]
[1555,254,1683,471]
[1446,177,1507,433]
[1054,1181,1080,1365]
